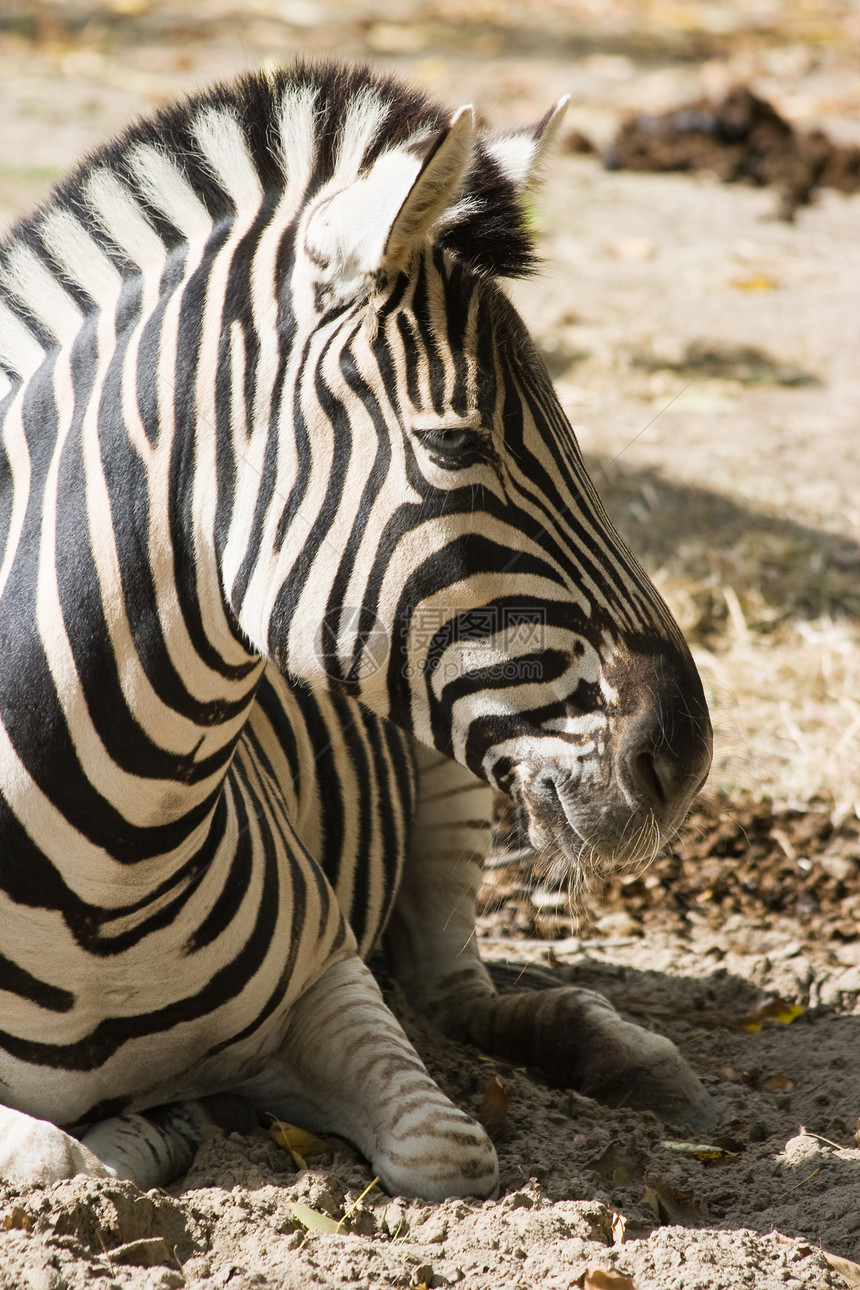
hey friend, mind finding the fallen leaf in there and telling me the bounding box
[642,1171,705,1225]
[288,1202,340,1234]
[823,1250,860,1288]
[290,1176,380,1238]
[743,997,805,1032]
[659,1140,738,1163]
[731,273,778,291]
[270,1117,329,1170]
[478,1075,509,1141]
[611,1210,627,1245]
[764,1074,794,1092]
[575,1267,637,1289]
[2,1208,30,1231]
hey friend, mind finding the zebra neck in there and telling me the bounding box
[0,308,267,863]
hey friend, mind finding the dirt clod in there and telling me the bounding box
[606,86,860,218]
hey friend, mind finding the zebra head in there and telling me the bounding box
[217,68,712,875]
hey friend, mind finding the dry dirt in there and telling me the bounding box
[1,4,859,1289]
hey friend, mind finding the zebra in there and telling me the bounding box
[0,61,714,1201]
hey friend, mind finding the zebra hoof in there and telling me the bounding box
[470,984,718,1133]
[589,1053,718,1133]
[578,1023,718,1133]
[373,1124,499,1201]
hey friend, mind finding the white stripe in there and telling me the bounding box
[276,84,320,197]
[128,144,212,244]
[480,731,606,780]
[191,148,275,667]
[84,168,167,270]
[0,395,31,604]
[333,87,390,183]
[40,207,123,303]
[486,133,538,188]
[0,244,82,344]
[0,298,45,379]
[193,107,263,209]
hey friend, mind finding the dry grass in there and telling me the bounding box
[670,584,860,825]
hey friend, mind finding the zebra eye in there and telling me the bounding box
[415,426,486,467]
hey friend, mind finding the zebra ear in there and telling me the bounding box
[304,107,474,289]
[383,106,475,267]
[485,96,570,191]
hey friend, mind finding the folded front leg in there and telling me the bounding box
[0,1096,259,1189]
[385,746,716,1133]
[436,981,717,1131]
[241,953,498,1201]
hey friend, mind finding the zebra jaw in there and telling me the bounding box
[513,769,665,880]
[497,695,712,879]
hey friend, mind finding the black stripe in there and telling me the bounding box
[0,953,74,1013]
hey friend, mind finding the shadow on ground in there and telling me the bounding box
[587,454,860,632]
[459,954,860,1259]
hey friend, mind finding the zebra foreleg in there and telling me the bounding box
[430,983,717,1132]
[240,955,499,1201]
[386,746,716,1133]
[0,1095,256,1189]
[78,1094,259,1190]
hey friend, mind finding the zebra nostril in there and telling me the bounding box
[626,747,669,810]
[540,775,560,804]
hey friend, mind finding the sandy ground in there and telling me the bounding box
[0,4,859,1288]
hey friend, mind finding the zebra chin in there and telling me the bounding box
[493,647,714,880]
[513,771,674,883]
[475,634,713,889]
[502,731,711,883]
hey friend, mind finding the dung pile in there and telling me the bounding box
[603,86,860,218]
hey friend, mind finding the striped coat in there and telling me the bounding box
[0,63,713,1198]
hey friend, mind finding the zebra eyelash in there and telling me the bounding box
[413,425,493,470]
